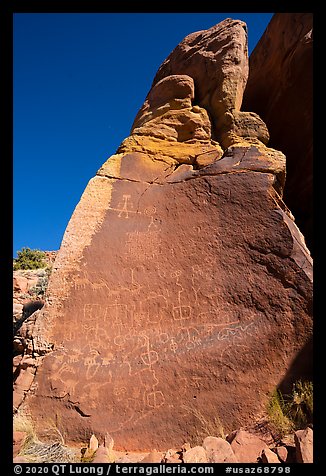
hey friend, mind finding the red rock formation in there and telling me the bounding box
[227,430,269,463]
[243,13,313,253]
[294,427,313,463]
[203,436,238,463]
[151,18,269,149]
[261,448,280,464]
[19,19,312,451]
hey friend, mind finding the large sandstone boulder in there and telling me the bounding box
[294,427,313,463]
[243,13,313,253]
[19,19,312,451]
[227,430,269,463]
[183,446,208,463]
[203,436,238,463]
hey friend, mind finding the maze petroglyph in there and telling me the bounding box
[41,192,278,432]
[64,268,266,420]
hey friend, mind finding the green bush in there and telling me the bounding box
[13,247,47,270]
[29,272,51,297]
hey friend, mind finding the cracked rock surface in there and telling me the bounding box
[19,17,312,451]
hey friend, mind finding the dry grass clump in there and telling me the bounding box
[182,404,226,445]
[20,440,79,463]
[13,412,35,435]
[14,413,80,463]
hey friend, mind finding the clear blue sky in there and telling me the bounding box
[13,12,273,257]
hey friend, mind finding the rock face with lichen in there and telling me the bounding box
[19,18,312,451]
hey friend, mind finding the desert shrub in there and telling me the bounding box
[29,269,51,297]
[287,380,313,428]
[182,404,226,444]
[267,380,313,437]
[13,247,47,270]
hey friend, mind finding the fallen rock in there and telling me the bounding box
[181,443,191,452]
[228,430,269,463]
[279,435,296,463]
[165,457,182,464]
[274,446,288,463]
[261,448,280,464]
[104,433,114,451]
[13,337,25,354]
[92,445,115,463]
[183,446,208,463]
[89,434,99,452]
[26,276,39,292]
[19,357,37,370]
[22,150,312,450]
[281,434,295,447]
[295,427,313,463]
[13,431,27,457]
[164,448,182,463]
[13,456,29,463]
[140,451,164,463]
[203,436,237,463]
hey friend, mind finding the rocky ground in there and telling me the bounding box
[13,426,313,464]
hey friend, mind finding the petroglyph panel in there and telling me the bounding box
[28,172,312,451]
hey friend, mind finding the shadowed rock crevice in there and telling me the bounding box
[243,13,313,253]
[277,337,313,395]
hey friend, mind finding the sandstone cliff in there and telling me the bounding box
[16,18,312,452]
[243,13,313,253]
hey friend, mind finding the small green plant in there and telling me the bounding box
[267,380,313,437]
[13,247,47,270]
